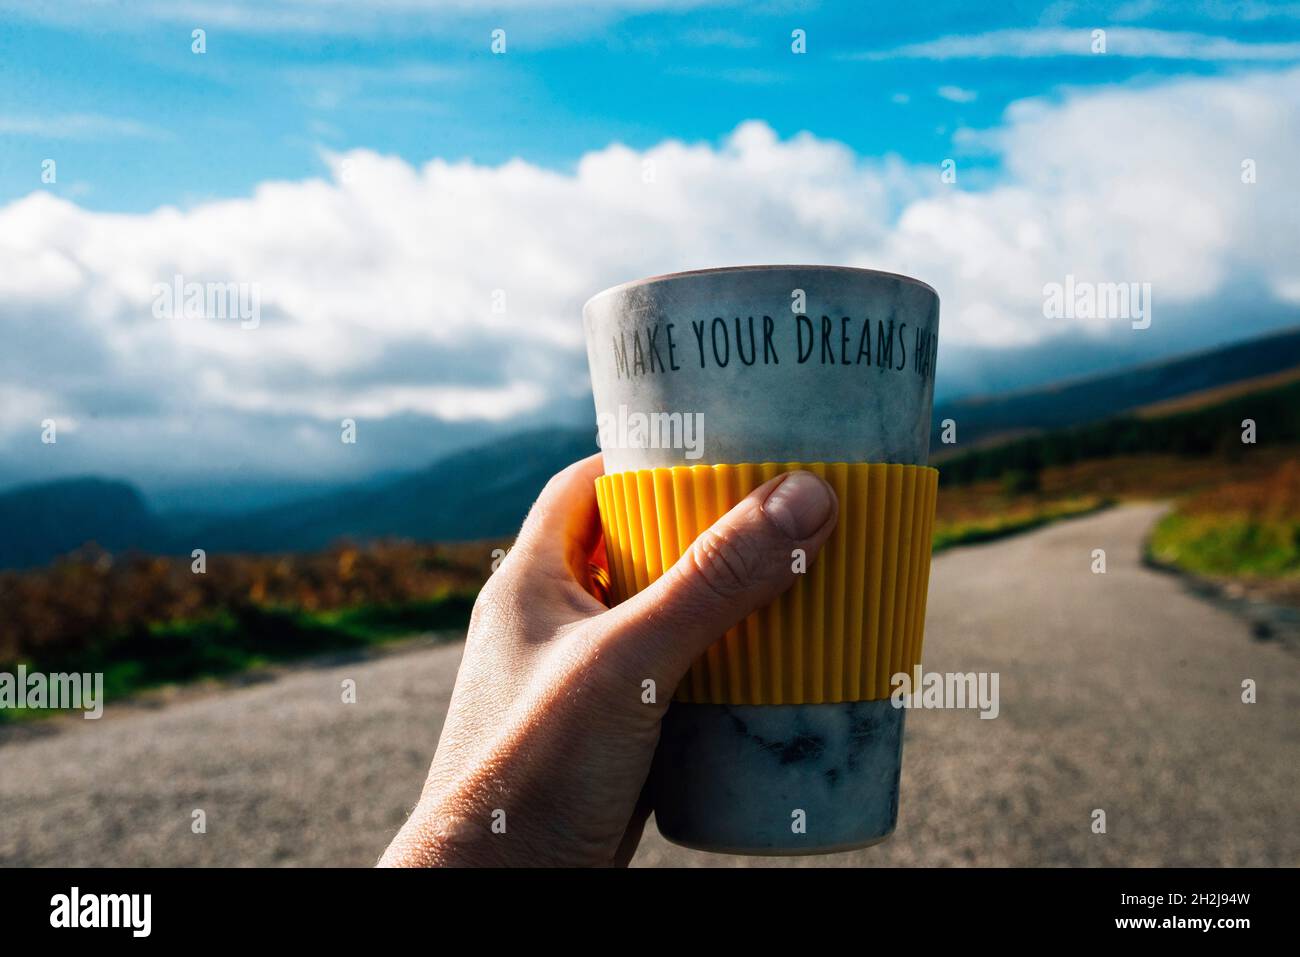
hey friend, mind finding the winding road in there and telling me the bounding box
[1,503,1296,867]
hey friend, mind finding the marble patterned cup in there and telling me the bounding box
[583,265,940,855]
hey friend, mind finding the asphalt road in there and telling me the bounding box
[1,503,1296,867]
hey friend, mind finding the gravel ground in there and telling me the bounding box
[1,503,1295,867]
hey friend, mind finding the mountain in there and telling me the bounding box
[932,325,1300,455]
[0,478,167,569]
[183,427,600,554]
[6,327,1300,569]
[0,430,599,569]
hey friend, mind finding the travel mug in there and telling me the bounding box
[584,265,940,854]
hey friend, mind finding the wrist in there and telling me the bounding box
[382,795,515,867]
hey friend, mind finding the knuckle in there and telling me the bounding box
[540,458,584,500]
[687,528,762,601]
[539,469,567,500]
[520,461,585,533]
[521,473,567,528]
[467,577,507,633]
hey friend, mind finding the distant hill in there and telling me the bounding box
[183,427,600,554]
[0,431,600,569]
[6,327,1300,569]
[938,375,1300,486]
[0,478,167,569]
[1132,365,1300,419]
[933,326,1300,455]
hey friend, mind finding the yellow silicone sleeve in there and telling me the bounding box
[594,462,939,705]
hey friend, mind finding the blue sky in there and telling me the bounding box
[4,1,1298,211]
[1,1,1298,505]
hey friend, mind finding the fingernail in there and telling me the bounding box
[762,471,834,539]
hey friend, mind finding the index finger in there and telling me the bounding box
[513,451,606,583]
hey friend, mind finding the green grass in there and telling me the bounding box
[932,498,1113,553]
[1147,513,1300,577]
[0,590,476,722]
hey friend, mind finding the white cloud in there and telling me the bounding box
[937,85,979,103]
[0,113,166,139]
[882,68,1300,345]
[0,119,920,473]
[851,27,1300,61]
[1,68,1297,481]
[681,28,759,49]
[280,61,464,113]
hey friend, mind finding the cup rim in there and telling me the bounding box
[583,264,939,312]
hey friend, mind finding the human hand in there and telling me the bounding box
[379,453,838,867]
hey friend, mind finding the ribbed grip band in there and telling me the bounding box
[595,462,939,705]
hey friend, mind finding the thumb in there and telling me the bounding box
[599,470,838,685]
